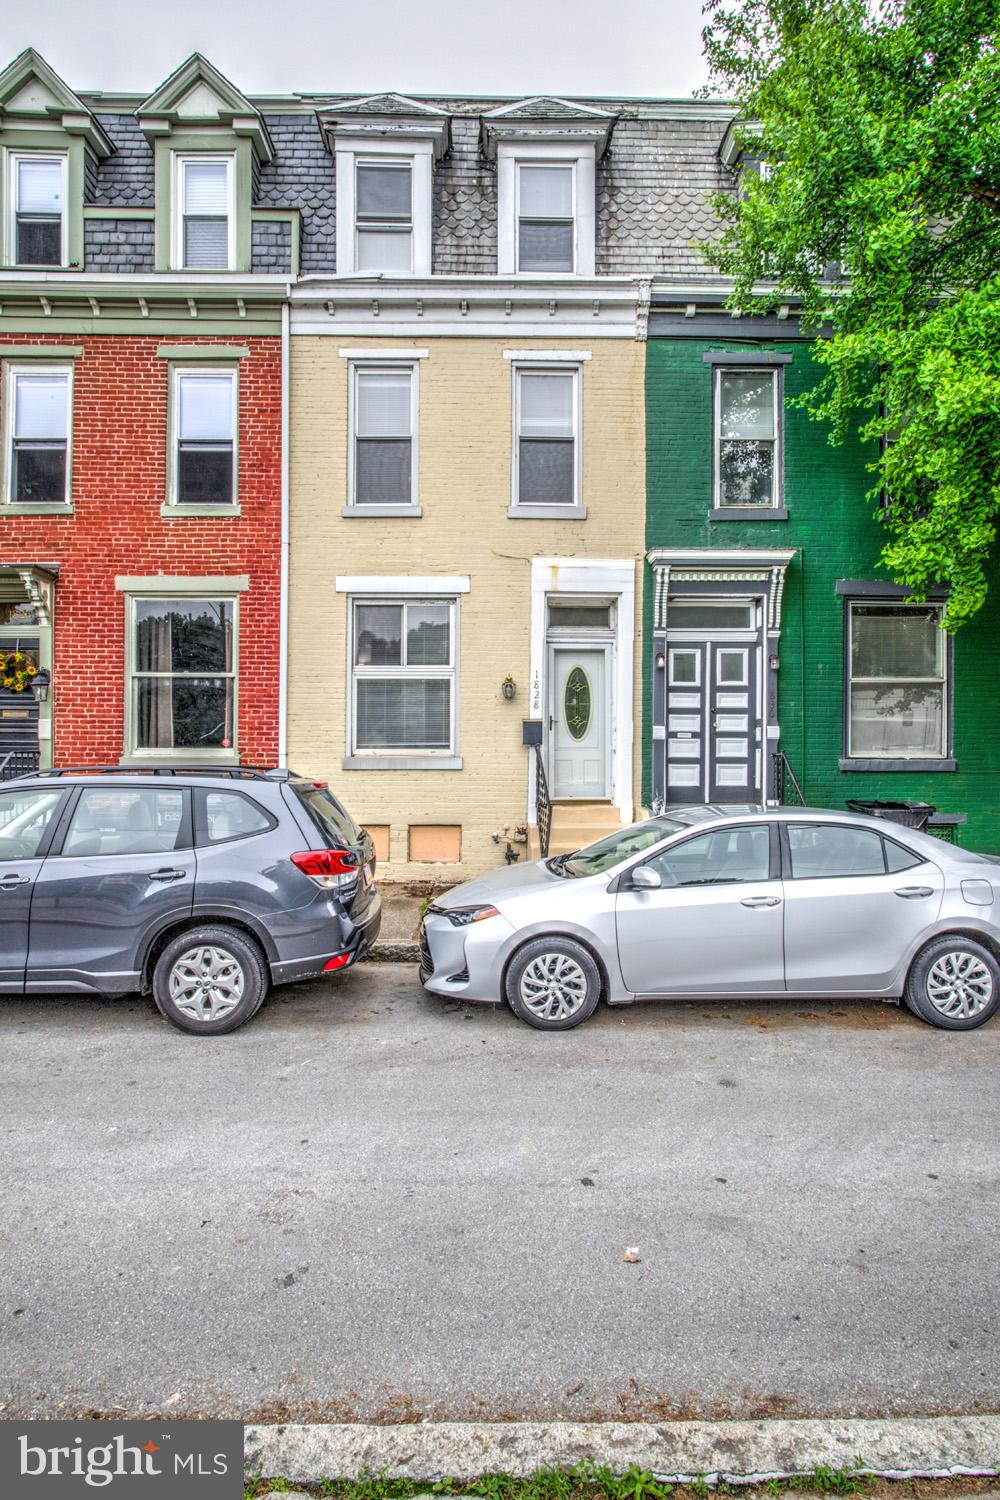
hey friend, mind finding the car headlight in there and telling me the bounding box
[444,905,500,928]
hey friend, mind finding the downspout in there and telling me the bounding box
[278,292,291,766]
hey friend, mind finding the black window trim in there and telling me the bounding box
[192,786,277,848]
[49,783,193,858]
[622,819,781,889]
[778,819,925,881]
[0,783,71,860]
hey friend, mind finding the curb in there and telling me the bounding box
[245,1416,1000,1484]
[366,944,420,964]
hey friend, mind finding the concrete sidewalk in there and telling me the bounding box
[369,881,448,962]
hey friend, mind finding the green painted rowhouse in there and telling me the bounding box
[643,308,1000,852]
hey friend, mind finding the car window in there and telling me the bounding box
[0,787,63,859]
[293,784,362,847]
[647,825,771,886]
[61,788,186,858]
[884,838,923,873]
[202,790,272,845]
[787,823,885,879]
[562,817,686,876]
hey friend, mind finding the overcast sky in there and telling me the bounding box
[4,0,713,98]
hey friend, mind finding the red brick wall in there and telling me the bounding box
[0,334,282,764]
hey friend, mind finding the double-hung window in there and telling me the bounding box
[514,366,579,510]
[355,159,413,272]
[714,368,780,508]
[351,599,455,755]
[517,163,574,273]
[847,602,949,760]
[171,368,237,507]
[176,157,233,270]
[4,366,71,505]
[350,364,416,509]
[129,596,238,756]
[9,154,66,266]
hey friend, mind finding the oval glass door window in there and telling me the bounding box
[564,666,592,740]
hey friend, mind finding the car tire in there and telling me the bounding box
[904,935,1000,1030]
[505,936,601,1030]
[152,926,268,1036]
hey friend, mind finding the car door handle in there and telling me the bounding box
[147,868,186,882]
[0,873,30,890]
[740,895,781,908]
[895,886,934,899]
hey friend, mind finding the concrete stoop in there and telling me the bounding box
[528,801,628,860]
[246,1415,1000,1485]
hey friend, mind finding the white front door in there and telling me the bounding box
[550,647,609,799]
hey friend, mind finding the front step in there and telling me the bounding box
[526,802,627,861]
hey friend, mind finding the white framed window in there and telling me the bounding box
[348,362,418,511]
[126,594,238,759]
[168,367,238,507]
[355,158,413,272]
[7,152,67,267]
[847,601,949,760]
[2,364,72,506]
[516,162,575,273]
[512,364,581,512]
[173,155,234,270]
[349,597,456,756]
[714,367,781,508]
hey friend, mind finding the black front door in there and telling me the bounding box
[0,635,40,777]
[664,637,761,804]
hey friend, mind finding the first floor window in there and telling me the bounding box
[715,367,779,507]
[355,158,413,272]
[515,366,579,507]
[351,598,455,752]
[847,601,948,758]
[5,366,71,504]
[517,162,574,273]
[130,596,237,754]
[11,153,65,266]
[352,364,415,507]
[173,368,237,505]
[177,156,233,270]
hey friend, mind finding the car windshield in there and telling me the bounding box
[559,817,686,877]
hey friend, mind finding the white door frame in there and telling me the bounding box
[528,557,635,824]
[547,639,613,799]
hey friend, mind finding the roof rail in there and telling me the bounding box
[16,764,287,781]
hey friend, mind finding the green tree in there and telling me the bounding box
[702,0,1000,627]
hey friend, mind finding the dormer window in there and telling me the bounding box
[517,163,574,273]
[175,155,233,270]
[9,153,66,266]
[355,159,413,273]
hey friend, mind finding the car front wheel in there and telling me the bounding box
[505,937,601,1030]
[152,926,268,1036]
[904,935,1000,1030]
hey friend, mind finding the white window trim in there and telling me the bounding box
[345,593,461,769]
[334,137,433,276]
[354,156,414,274]
[515,159,576,275]
[5,149,69,268]
[122,591,240,764]
[172,153,236,273]
[1,361,73,509]
[509,360,584,518]
[497,142,596,277]
[345,358,420,516]
[166,364,239,511]
[846,600,949,761]
[713,365,782,510]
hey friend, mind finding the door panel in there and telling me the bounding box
[665,645,707,799]
[0,785,67,990]
[550,648,608,799]
[664,635,762,804]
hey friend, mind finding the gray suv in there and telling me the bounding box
[0,766,380,1034]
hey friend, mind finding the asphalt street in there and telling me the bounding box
[1,966,997,1422]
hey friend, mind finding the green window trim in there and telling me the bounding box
[162,359,240,511]
[82,206,155,220]
[153,135,253,273]
[156,345,249,360]
[0,132,87,270]
[0,346,83,358]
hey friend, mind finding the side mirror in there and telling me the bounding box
[630,864,662,890]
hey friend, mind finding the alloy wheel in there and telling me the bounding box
[925,950,994,1020]
[168,945,245,1024]
[518,952,589,1022]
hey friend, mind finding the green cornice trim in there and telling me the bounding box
[83,205,155,220]
[0,343,83,356]
[251,206,301,274]
[156,344,249,358]
[0,314,281,335]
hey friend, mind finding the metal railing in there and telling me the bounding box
[0,749,39,781]
[771,749,807,806]
[533,743,553,858]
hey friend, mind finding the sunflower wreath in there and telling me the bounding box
[0,651,38,693]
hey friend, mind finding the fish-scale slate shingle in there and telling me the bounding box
[91,114,154,205]
[433,114,497,276]
[257,114,336,276]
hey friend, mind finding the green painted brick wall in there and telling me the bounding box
[645,337,1000,851]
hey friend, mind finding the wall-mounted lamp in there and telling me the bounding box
[655,652,666,671]
[31,667,51,704]
[769,654,780,672]
[501,675,517,701]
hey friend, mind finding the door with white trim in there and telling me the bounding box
[665,638,761,803]
[550,647,610,799]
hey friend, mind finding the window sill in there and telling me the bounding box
[710,506,788,522]
[838,757,957,773]
[341,505,422,518]
[118,753,240,767]
[2,502,74,516]
[343,754,463,771]
[161,503,242,518]
[507,505,588,520]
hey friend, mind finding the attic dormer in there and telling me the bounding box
[319,94,451,276]
[0,47,113,269]
[136,54,273,272]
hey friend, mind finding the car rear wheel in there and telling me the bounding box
[152,926,268,1036]
[904,935,1000,1030]
[505,937,601,1030]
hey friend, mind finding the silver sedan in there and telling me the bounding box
[419,805,1000,1031]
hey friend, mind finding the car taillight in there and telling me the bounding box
[291,848,359,890]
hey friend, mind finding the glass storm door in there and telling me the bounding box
[666,639,760,803]
[550,647,609,799]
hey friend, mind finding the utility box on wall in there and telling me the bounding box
[522,720,543,747]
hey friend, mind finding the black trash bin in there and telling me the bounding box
[845,798,936,832]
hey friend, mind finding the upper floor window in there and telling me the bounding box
[517,163,574,273]
[714,368,780,508]
[175,156,233,270]
[9,153,66,267]
[846,602,948,761]
[513,365,581,512]
[355,159,413,273]
[170,368,237,507]
[3,366,71,506]
[350,363,417,511]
